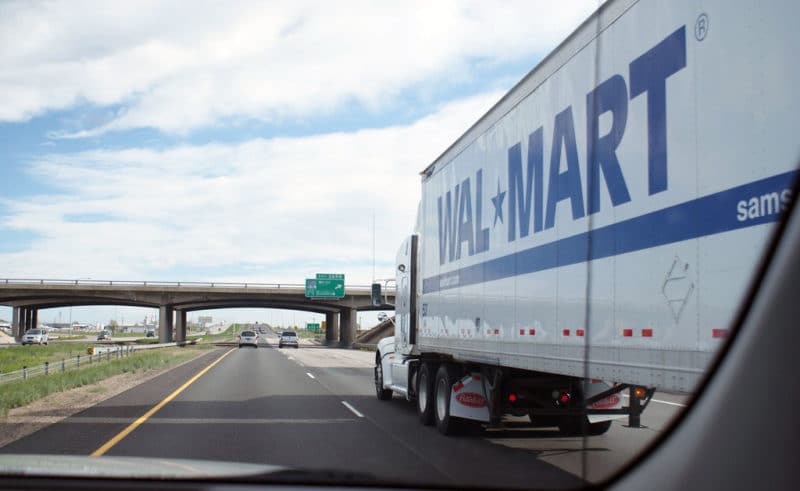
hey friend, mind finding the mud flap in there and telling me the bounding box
[448,373,491,422]
[584,380,625,424]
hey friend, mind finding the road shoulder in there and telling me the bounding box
[0,348,213,448]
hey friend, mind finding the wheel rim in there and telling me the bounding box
[375,360,383,393]
[418,371,428,412]
[436,377,448,421]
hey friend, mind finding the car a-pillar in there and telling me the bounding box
[158,305,174,343]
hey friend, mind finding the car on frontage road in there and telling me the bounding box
[21,329,48,345]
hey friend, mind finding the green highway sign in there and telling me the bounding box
[315,273,344,280]
[306,323,321,332]
[305,274,345,299]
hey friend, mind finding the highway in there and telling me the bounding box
[0,328,685,488]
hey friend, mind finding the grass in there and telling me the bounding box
[133,338,160,344]
[296,330,325,340]
[0,343,95,374]
[0,348,204,417]
[111,332,159,340]
[199,324,240,341]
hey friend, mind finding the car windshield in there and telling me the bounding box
[0,1,797,490]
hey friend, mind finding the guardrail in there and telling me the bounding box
[0,278,395,292]
[0,342,183,385]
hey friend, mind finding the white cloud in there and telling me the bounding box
[0,91,502,283]
[0,0,598,134]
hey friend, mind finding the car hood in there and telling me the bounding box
[0,454,284,480]
[0,454,377,484]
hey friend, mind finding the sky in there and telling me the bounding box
[0,0,600,327]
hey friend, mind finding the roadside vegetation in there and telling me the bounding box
[296,330,325,341]
[132,338,161,344]
[0,343,95,374]
[198,324,241,342]
[0,346,213,416]
[49,335,88,341]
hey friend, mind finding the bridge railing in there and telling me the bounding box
[0,278,394,292]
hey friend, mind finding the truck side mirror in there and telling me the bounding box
[371,283,382,306]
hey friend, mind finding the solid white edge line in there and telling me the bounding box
[341,401,364,418]
[622,394,686,407]
[306,372,315,379]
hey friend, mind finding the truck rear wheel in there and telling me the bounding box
[417,363,436,425]
[374,355,392,401]
[434,364,465,436]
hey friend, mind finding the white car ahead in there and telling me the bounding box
[21,329,48,346]
[238,330,258,348]
[278,331,299,349]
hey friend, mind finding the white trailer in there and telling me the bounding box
[372,0,800,436]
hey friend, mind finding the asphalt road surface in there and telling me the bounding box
[0,334,685,488]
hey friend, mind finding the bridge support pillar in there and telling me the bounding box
[159,306,173,343]
[31,309,38,330]
[339,308,357,347]
[175,310,187,344]
[22,308,31,334]
[12,307,22,340]
[325,312,339,345]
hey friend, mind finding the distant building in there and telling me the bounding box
[47,323,74,330]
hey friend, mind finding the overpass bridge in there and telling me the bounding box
[0,279,395,346]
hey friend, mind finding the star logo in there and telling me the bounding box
[491,181,506,226]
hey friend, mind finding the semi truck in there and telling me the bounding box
[371,0,799,435]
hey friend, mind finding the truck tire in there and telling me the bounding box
[434,364,465,436]
[417,363,436,425]
[374,354,393,401]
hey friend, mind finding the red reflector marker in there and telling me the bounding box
[642,329,653,337]
[519,329,525,335]
[559,393,570,404]
[473,375,481,381]
[576,329,585,337]
[712,329,729,339]
[529,329,536,335]
[563,329,570,336]
[622,329,633,337]
[508,393,517,402]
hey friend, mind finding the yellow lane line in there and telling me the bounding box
[90,348,236,457]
